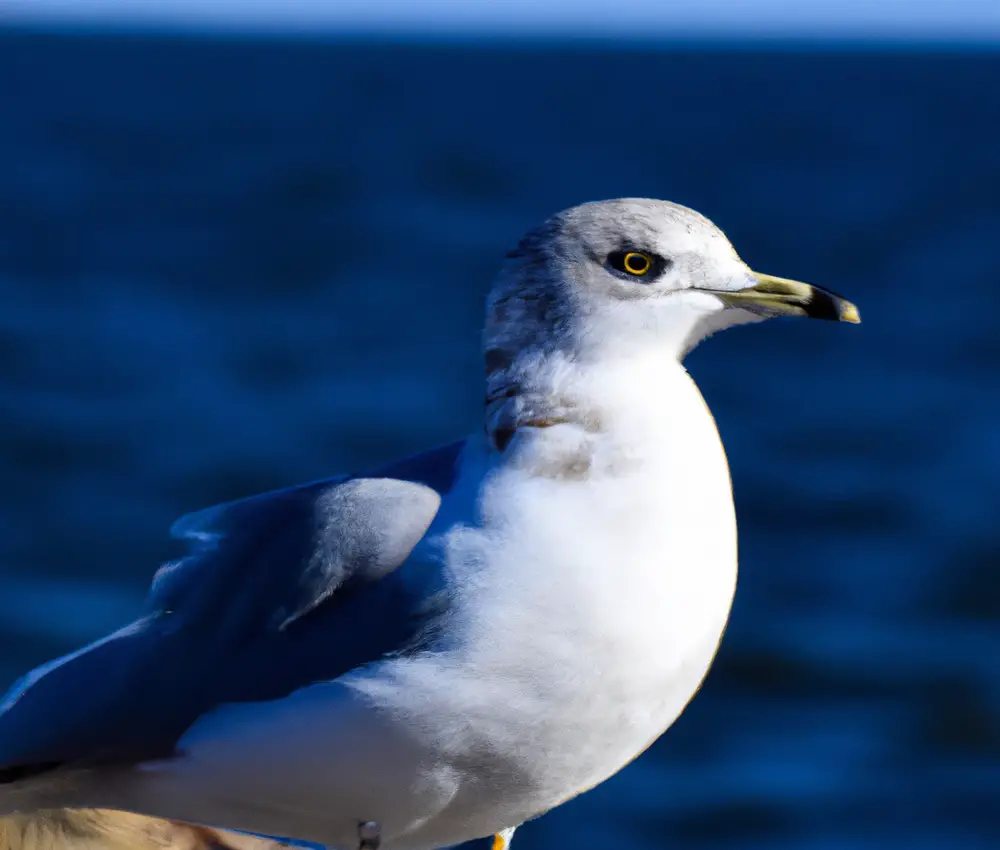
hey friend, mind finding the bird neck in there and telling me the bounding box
[484,347,686,454]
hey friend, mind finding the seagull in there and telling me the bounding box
[0,199,859,850]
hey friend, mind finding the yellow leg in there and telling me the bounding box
[491,827,518,850]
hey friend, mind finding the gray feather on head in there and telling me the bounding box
[481,198,738,449]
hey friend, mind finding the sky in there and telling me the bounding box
[1,0,999,41]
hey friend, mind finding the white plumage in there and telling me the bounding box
[0,199,859,850]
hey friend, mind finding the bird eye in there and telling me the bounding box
[623,252,652,275]
[607,250,667,281]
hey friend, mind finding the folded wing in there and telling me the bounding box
[0,441,465,779]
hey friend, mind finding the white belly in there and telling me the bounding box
[364,369,739,848]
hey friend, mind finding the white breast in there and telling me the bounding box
[365,364,739,846]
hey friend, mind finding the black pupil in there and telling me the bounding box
[626,254,648,273]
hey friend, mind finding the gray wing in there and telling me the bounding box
[0,441,465,779]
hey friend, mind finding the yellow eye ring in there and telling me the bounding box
[623,251,652,275]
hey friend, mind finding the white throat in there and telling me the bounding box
[484,343,701,457]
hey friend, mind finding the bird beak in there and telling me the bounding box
[712,272,861,323]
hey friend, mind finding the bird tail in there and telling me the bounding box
[0,810,286,850]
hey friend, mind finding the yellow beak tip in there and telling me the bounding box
[840,303,862,324]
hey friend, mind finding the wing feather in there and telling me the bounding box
[0,442,465,776]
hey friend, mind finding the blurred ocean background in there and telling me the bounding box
[0,8,998,849]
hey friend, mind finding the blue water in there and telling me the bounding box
[0,30,998,849]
